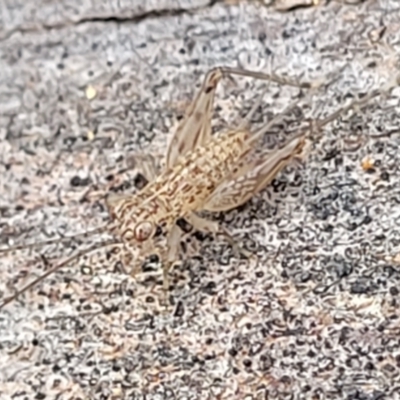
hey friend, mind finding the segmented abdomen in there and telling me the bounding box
[163,129,249,215]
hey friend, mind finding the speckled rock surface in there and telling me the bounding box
[1,1,400,399]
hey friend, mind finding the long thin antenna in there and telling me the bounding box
[238,84,270,131]
[248,66,349,145]
[248,94,305,145]
[314,88,383,131]
[303,75,399,140]
[0,239,120,310]
[249,69,400,145]
[0,224,110,254]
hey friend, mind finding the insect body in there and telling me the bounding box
[109,130,251,241]
[0,66,395,308]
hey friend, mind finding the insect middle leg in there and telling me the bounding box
[185,213,253,259]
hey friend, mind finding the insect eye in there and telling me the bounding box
[134,221,154,242]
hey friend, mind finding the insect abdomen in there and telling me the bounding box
[174,130,249,213]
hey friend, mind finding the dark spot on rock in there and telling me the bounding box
[176,218,192,233]
[364,361,375,370]
[307,349,317,357]
[259,354,274,372]
[133,173,148,189]
[243,359,252,368]
[203,281,216,295]
[255,271,264,278]
[323,148,340,161]
[193,231,209,242]
[383,363,396,373]
[265,46,272,56]
[327,258,353,279]
[347,222,358,231]
[70,176,91,187]
[173,301,184,317]
[63,136,77,146]
[299,271,311,282]
[258,32,266,42]
[362,215,372,225]
[350,280,369,294]
[280,375,291,384]
[52,364,61,373]
[380,171,390,181]
[112,364,120,372]
[145,296,155,303]
[148,254,159,263]
[390,286,400,296]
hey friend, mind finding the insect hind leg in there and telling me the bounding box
[219,66,319,91]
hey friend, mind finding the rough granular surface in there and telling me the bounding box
[1,1,400,399]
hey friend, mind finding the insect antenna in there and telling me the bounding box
[313,88,387,132]
[237,84,270,131]
[0,238,121,310]
[303,74,400,140]
[248,93,307,146]
[0,224,110,254]
[247,68,340,145]
[248,67,397,145]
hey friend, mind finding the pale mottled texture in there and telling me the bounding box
[1,1,400,399]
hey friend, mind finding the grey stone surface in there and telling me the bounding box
[1,0,400,399]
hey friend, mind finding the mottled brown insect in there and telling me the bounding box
[0,66,396,309]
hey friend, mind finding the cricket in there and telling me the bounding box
[0,65,397,309]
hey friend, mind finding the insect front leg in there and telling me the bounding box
[186,213,252,259]
[130,153,159,185]
[161,224,182,294]
[165,68,224,169]
[120,228,181,295]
